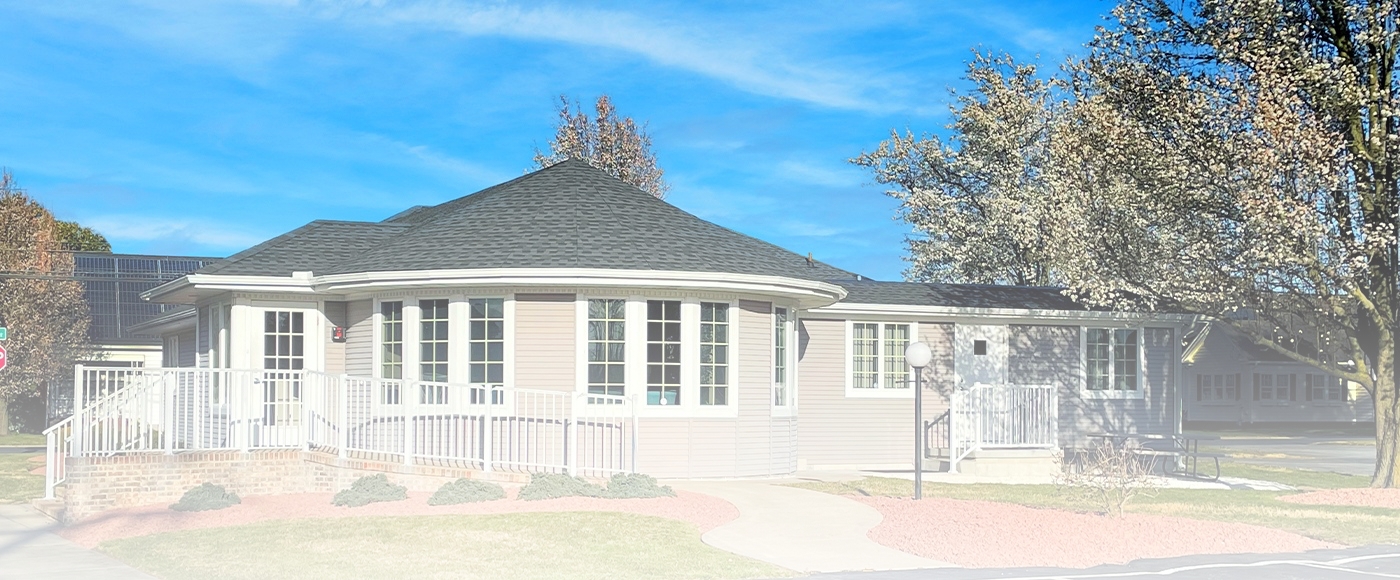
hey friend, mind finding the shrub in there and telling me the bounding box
[170,483,241,512]
[603,473,675,499]
[333,474,408,507]
[517,473,605,501]
[428,478,506,505]
[1055,440,1161,517]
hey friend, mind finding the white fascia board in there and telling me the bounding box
[125,308,198,335]
[807,301,1197,324]
[147,269,848,308]
[314,268,848,307]
[143,274,317,303]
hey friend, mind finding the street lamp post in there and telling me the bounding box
[905,341,932,500]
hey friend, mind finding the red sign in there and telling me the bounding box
[0,344,6,371]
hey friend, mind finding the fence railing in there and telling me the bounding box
[949,383,1058,472]
[44,366,638,498]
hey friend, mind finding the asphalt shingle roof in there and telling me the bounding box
[834,280,1101,311]
[187,161,1162,314]
[195,160,855,282]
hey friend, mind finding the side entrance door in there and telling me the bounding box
[259,310,304,446]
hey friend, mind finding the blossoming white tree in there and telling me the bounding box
[533,95,669,199]
[863,0,1400,486]
[851,53,1062,285]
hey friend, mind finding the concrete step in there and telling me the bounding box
[30,498,65,522]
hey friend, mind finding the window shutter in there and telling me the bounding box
[1196,374,1202,401]
[1290,374,1297,401]
[1305,374,1313,401]
[1235,374,1241,400]
[1253,373,1260,401]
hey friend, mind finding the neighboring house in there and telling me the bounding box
[47,253,215,422]
[46,161,1195,516]
[1182,321,1374,425]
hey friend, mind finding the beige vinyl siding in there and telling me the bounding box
[175,329,197,368]
[1054,326,1177,448]
[514,294,575,392]
[796,318,951,469]
[735,299,777,476]
[344,300,373,378]
[324,301,347,375]
[633,300,798,478]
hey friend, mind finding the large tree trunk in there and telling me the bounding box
[1378,331,1400,487]
[0,395,9,437]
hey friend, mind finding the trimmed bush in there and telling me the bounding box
[603,473,675,499]
[333,474,408,507]
[170,483,241,512]
[517,473,605,501]
[428,478,506,505]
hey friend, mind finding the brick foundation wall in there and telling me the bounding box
[62,450,529,522]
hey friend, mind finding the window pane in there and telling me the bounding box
[851,323,879,389]
[467,298,503,386]
[699,303,729,406]
[883,324,910,389]
[646,300,681,405]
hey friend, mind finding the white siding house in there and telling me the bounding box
[60,160,1193,484]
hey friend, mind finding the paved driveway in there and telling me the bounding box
[1194,433,1375,477]
[810,546,1400,580]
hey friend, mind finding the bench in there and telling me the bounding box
[1087,432,1224,481]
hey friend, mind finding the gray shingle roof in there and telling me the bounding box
[195,160,856,282]
[835,280,1102,310]
[197,221,410,277]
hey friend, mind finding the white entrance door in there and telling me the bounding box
[259,310,304,446]
[954,324,1008,388]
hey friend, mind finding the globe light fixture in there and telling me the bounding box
[905,341,932,499]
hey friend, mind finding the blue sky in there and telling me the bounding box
[0,0,1108,281]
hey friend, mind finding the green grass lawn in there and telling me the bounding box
[0,433,45,446]
[0,452,44,503]
[101,512,792,580]
[1218,461,1373,489]
[792,470,1400,547]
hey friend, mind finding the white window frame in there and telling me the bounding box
[1080,327,1146,400]
[698,301,732,406]
[583,297,628,402]
[1254,372,1294,406]
[845,320,919,399]
[1196,373,1238,405]
[772,305,798,417]
[576,295,740,418]
[1309,373,1344,405]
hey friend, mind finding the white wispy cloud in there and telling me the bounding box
[81,215,269,250]
[21,0,913,113]
[776,159,864,188]
[336,1,897,112]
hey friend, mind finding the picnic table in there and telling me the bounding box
[1085,432,1223,481]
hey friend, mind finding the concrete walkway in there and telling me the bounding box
[670,480,954,574]
[0,505,155,580]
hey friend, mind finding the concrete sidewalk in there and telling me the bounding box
[0,505,155,580]
[670,480,953,574]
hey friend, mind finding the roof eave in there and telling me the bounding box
[144,268,848,309]
[808,301,1199,323]
[125,308,198,335]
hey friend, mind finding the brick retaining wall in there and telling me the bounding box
[62,450,529,522]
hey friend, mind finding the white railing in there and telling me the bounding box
[45,365,638,498]
[42,417,72,500]
[949,383,1058,473]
